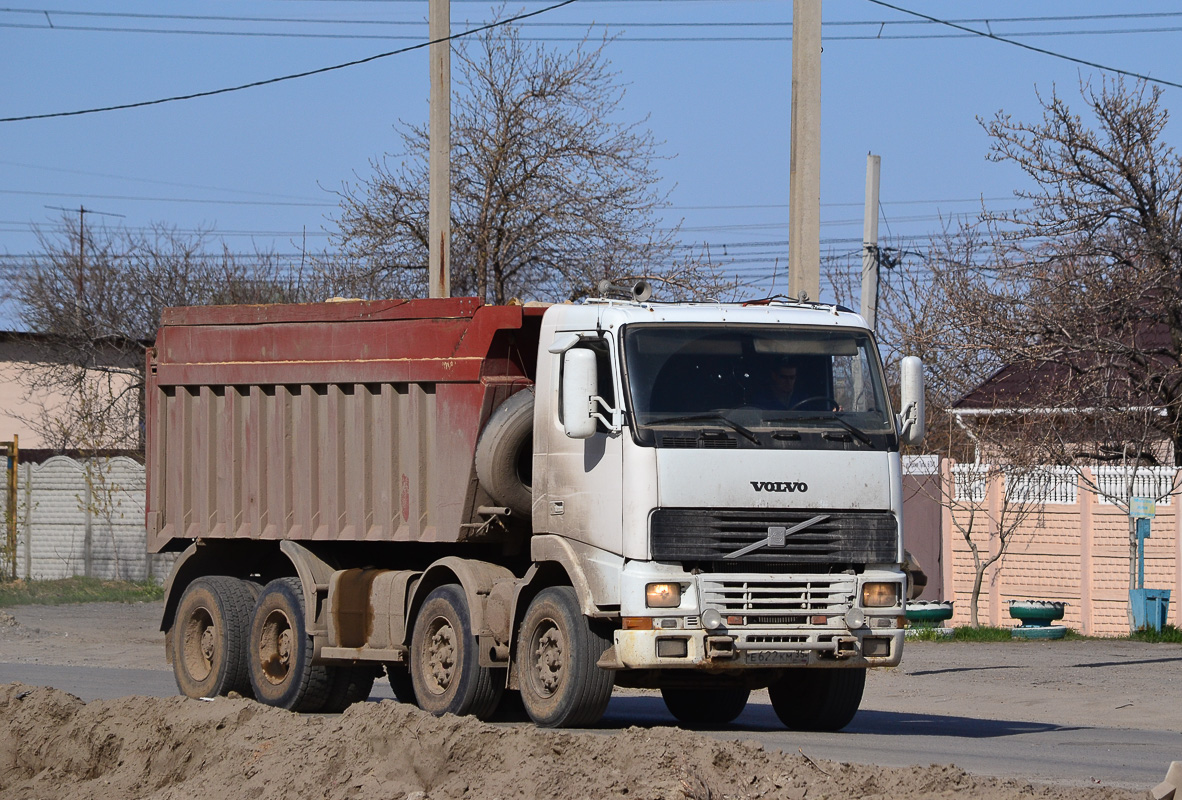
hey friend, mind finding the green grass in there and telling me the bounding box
[949,625,1015,642]
[1128,624,1182,643]
[0,576,164,607]
[908,625,1084,642]
[908,624,1182,643]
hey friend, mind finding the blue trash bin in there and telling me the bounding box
[1130,588,1172,631]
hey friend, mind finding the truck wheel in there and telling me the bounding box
[320,665,378,713]
[171,576,255,699]
[768,668,866,732]
[247,577,331,712]
[410,584,502,720]
[385,663,418,705]
[516,586,614,728]
[661,687,750,726]
[474,389,534,518]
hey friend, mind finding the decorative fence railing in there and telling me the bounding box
[1092,466,1176,506]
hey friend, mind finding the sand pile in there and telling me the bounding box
[0,683,1140,800]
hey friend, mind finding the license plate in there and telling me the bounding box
[743,650,808,666]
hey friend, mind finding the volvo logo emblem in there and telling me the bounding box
[750,481,808,493]
[724,514,830,559]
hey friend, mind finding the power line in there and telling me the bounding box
[671,196,1016,210]
[0,159,327,203]
[865,0,1182,92]
[0,0,581,123]
[7,7,1182,30]
[0,188,334,207]
[8,19,1182,43]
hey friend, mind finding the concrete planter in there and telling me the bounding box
[1009,600,1067,640]
[906,601,955,624]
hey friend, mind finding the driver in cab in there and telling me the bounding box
[757,357,835,411]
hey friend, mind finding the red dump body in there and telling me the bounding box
[145,297,544,553]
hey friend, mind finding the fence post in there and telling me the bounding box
[22,462,31,580]
[1174,468,1182,629]
[941,459,955,606]
[987,469,1003,627]
[1079,467,1094,636]
[83,464,93,578]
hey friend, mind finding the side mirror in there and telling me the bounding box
[562,349,598,439]
[898,356,925,446]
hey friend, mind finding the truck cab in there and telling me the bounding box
[533,301,915,684]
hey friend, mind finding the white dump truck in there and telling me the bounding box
[148,288,924,729]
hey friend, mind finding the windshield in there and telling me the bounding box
[621,323,896,450]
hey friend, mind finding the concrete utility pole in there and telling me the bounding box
[428,0,451,298]
[788,0,821,303]
[860,153,881,331]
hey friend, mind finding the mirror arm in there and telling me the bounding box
[897,400,918,442]
[589,395,622,433]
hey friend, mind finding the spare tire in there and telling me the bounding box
[475,389,534,518]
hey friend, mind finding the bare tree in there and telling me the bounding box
[331,20,733,304]
[966,77,1182,464]
[9,216,310,450]
[888,79,1182,629]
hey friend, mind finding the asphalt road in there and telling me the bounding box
[2,659,1175,791]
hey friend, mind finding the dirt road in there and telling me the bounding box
[2,602,1178,799]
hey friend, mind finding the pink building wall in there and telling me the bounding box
[944,464,1180,636]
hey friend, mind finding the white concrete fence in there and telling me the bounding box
[0,455,175,583]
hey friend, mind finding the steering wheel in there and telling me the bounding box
[790,395,834,411]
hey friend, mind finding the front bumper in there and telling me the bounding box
[608,565,906,670]
[604,626,903,670]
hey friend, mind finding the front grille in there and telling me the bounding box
[745,634,809,644]
[651,508,897,568]
[700,575,855,618]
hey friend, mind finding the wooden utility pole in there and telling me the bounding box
[46,205,123,327]
[428,0,451,298]
[860,153,881,331]
[2,435,16,581]
[788,0,821,303]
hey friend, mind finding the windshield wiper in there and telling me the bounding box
[768,412,875,448]
[647,413,762,446]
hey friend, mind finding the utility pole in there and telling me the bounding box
[428,0,451,299]
[860,153,881,332]
[46,205,123,330]
[788,0,822,303]
[2,435,16,581]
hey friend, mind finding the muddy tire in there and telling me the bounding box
[171,576,255,699]
[768,668,865,732]
[516,586,614,728]
[247,577,331,712]
[661,687,750,726]
[320,665,378,713]
[410,584,502,720]
[385,663,418,705]
[474,390,534,518]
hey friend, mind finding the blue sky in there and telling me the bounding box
[3,1,1182,327]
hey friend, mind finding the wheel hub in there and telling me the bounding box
[199,626,216,662]
[260,610,295,685]
[534,625,565,694]
[426,622,457,692]
[182,606,216,682]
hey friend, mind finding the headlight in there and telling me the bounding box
[862,582,900,608]
[645,582,682,608]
